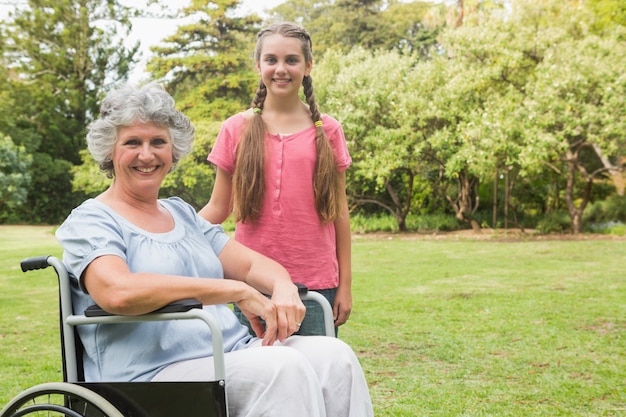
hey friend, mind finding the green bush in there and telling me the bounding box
[351,213,399,233]
[583,194,626,225]
[536,211,571,234]
[350,213,461,233]
[408,213,460,232]
[224,204,626,236]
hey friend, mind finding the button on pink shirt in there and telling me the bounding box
[208,113,351,290]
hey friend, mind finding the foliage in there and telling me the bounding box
[270,0,441,57]
[351,212,401,233]
[161,120,221,209]
[147,0,261,122]
[135,1,264,208]
[315,47,429,231]
[71,149,111,197]
[521,3,626,232]
[2,0,626,232]
[3,0,138,163]
[583,194,626,225]
[412,0,626,234]
[1,0,139,223]
[535,211,572,234]
[13,153,85,224]
[587,221,626,235]
[312,0,626,233]
[350,212,460,233]
[0,136,32,222]
[583,0,626,34]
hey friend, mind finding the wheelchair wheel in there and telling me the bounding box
[0,382,124,417]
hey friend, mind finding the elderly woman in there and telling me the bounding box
[55,83,373,417]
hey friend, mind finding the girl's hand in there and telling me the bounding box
[333,285,352,327]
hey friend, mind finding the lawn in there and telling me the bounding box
[1,226,625,416]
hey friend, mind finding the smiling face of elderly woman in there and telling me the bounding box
[87,82,195,179]
[110,121,173,197]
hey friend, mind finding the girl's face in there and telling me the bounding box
[256,34,312,98]
[111,121,173,196]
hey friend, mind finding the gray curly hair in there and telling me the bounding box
[87,82,195,178]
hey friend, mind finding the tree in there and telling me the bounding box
[313,3,535,232]
[583,0,626,33]
[72,1,262,201]
[2,0,139,223]
[270,0,441,57]
[431,0,626,233]
[4,0,138,164]
[315,47,430,231]
[405,54,487,231]
[526,33,626,233]
[0,135,32,222]
[161,120,222,209]
[147,0,262,122]
[314,0,626,234]
[382,0,443,56]
[70,149,111,197]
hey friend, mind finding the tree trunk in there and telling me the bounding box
[397,216,407,232]
[571,211,582,235]
[504,169,509,229]
[446,168,481,232]
[492,171,498,228]
[456,0,465,28]
[563,154,592,234]
[384,170,413,232]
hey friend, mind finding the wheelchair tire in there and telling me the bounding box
[0,382,124,417]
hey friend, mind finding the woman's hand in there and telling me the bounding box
[235,290,278,344]
[269,282,306,342]
[219,239,305,345]
[236,283,305,345]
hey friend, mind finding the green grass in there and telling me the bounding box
[0,226,63,401]
[345,236,626,416]
[1,227,625,416]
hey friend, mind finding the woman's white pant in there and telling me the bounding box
[152,336,374,417]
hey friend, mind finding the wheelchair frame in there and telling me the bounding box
[1,255,335,417]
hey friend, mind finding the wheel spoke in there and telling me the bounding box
[1,383,123,417]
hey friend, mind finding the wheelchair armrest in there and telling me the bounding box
[68,305,225,381]
[294,283,335,337]
[84,299,203,317]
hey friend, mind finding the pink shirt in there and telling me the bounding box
[208,113,351,290]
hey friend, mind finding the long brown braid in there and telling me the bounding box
[232,22,344,224]
[232,80,267,223]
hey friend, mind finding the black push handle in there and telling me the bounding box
[295,283,308,295]
[20,255,52,272]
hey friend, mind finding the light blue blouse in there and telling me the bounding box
[56,197,253,382]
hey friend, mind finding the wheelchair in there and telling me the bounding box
[1,255,335,417]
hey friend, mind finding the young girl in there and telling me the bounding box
[199,22,352,336]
